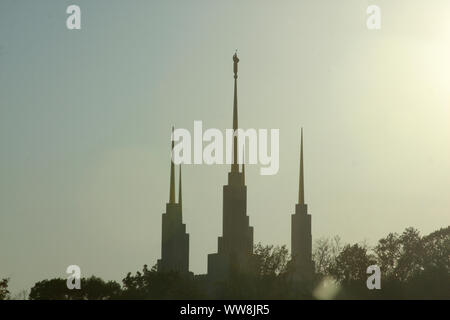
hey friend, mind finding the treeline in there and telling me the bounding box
[1,226,448,300]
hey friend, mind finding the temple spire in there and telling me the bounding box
[178,165,182,208]
[242,146,245,185]
[231,52,240,173]
[169,126,176,204]
[298,128,305,205]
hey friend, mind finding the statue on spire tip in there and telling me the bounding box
[233,51,239,78]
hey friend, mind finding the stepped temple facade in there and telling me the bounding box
[157,53,314,284]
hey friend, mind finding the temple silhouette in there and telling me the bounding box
[157,53,314,285]
[207,53,258,281]
[156,128,190,275]
[290,127,314,284]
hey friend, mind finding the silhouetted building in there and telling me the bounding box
[207,53,257,281]
[157,129,190,274]
[291,128,315,283]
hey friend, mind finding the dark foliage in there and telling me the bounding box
[0,278,10,300]
[24,226,449,300]
[29,276,121,300]
[121,264,203,299]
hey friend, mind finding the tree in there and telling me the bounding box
[374,227,429,282]
[76,276,121,300]
[330,243,376,284]
[421,226,449,272]
[0,278,10,300]
[29,276,121,300]
[373,232,401,279]
[405,226,450,299]
[29,278,68,300]
[254,243,289,276]
[313,236,342,277]
[121,264,202,299]
[395,228,425,281]
[22,226,450,300]
[368,226,449,299]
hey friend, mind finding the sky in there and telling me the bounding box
[1,0,449,295]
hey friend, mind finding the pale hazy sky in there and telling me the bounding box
[1,0,449,294]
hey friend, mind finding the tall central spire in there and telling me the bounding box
[178,165,182,209]
[298,128,304,205]
[169,126,176,204]
[208,52,257,281]
[231,52,240,173]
